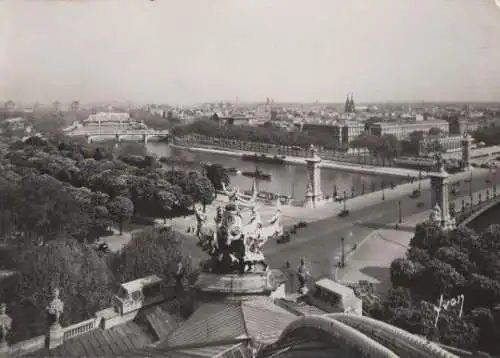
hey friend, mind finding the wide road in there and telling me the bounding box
[263,168,500,280]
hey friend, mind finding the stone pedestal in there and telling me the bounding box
[194,271,284,297]
[0,342,8,358]
[430,166,455,231]
[47,324,64,349]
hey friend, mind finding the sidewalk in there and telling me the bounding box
[279,167,490,222]
[334,210,429,300]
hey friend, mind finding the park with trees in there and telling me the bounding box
[365,222,500,356]
[174,119,450,164]
[0,135,227,343]
[173,118,344,150]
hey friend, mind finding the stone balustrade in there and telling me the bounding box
[63,317,99,341]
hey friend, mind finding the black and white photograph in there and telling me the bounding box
[1,1,500,357]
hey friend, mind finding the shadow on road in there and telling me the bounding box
[359,266,392,299]
[354,221,416,233]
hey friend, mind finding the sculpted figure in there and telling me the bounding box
[194,205,208,239]
[429,204,442,223]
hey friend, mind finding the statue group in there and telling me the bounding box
[194,184,282,275]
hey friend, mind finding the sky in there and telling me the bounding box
[1,0,500,105]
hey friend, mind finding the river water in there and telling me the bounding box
[146,142,405,200]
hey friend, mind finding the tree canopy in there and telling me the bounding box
[0,137,217,244]
[375,222,500,355]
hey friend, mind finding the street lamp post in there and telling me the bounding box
[382,186,385,201]
[398,200,402,224]
[343,191,347,211]
[341,236,345,268]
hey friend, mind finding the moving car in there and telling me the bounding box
[409,189,421,198]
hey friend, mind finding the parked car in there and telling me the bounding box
[338,209,350,218]
[277,232,291,244]
[296,221,307,228]
[451,188,460,196]
[416,202,424,208]
[95,242,110,253]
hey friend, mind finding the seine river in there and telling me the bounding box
[146,142,405,200]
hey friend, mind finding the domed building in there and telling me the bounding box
[1,189,461,357]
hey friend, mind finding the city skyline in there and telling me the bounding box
[1,0,500,105]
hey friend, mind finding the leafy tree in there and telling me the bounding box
[204,163,230,191]
[401,131,424,156]
[106,196,134,234]
[1,238,115,343]
[154,190,177,222]
[108,227,199,317]
[414,259,465,299]
[185,174,216,211]
[12,174,91,243]
[390,258,416,288]
[463,274,500,310]
[429,127,443,136]
[473,125,500,146]
[434,246,475,276]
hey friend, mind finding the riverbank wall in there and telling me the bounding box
[170,144,423,179]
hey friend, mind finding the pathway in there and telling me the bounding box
[334,211,429,300]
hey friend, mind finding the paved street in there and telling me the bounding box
[123,167,500,284]
[262,167,500,281]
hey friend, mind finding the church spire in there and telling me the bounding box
[350,93,355,113]
[344,94,351,113]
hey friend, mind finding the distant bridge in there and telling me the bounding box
[66,129,170,144]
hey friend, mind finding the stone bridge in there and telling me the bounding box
[260,314,459,358]
[66,129,170,144]
[453,188,500,227]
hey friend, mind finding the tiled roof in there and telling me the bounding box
[126,343,248,358]
[164,302,248,348]
[141,300,182,340]
[276,299,327,317]
[163,297,296,349]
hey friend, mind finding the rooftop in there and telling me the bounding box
[120,274,162,293]
[314,278,356,298]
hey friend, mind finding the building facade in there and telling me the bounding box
[368,119,449,139]
[418,135,462,156]
[341,121,365,145]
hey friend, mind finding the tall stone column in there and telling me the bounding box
[461,132,472,171]
[303,145,323,208]
[429,156,455,230]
